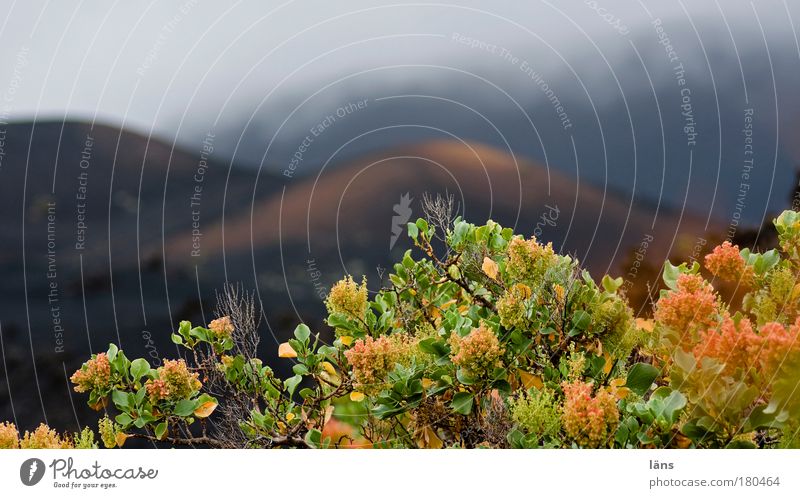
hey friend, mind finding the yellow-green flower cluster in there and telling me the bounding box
[746,266,800,325]
[505,236,557,283]
[72,427,97,449]
[326,275,368,320]
[497,283,531,330]
[98,416,118,448]
[510,388,561,439]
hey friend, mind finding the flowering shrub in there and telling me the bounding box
[4,210,800,448]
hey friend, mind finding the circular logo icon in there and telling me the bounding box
[20,458,45,486]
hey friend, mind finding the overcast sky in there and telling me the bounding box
[1,0,797,138]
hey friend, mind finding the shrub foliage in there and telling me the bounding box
[3,211,800,449]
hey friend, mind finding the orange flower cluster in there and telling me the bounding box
[561,381,619,448]
[654,273,719,348]
[758,319,800,379]
[693,317,760,379]
[145,359,201,403]
[208,316,234,340]
[449,324,504,378]
[692,316,800,383]
[0,421,19,449]
[70,352,112,394]
[704,241,753,285]
[20,423,71,449]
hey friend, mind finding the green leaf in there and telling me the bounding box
[754,249,780,275]
[571,310,591,331]
[305,428,322,448]
[662,261,681,291]
[615,423,630,446]
[189,326,209,342]
[626,363,660,396]
[294,323,311,343]
[372,404,405,420]
[456,368,476,386]
[111,389,129,408]
[154,422,168,440]
[326,313,352,330]
[130,358,150,381]
[284,374,303,396]
[174,399,198,417]
[170,333,184,345]
[745,404,779,431]
[451,392,474,415]
[418,338,449,359]
[106,343,119,363]
[135,386,147,405]
[681,419,712,441]
[407,222,419,240]
[114,412,133,427]
[602,275,623,293]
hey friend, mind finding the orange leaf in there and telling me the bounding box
[440,299,457,310]
[603,352,614,375]
[418,426,443,449]
[115,432,128,448]
[482,257,499,280]
[339,335,353,346]
[609,378,626,388]
[518,369,543,390]
[278,342,297,358]
[88,397,107,411]
[636,318,654,332]
[350,391,365,402]
[192,400,217,418]
[321,361,336,376]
